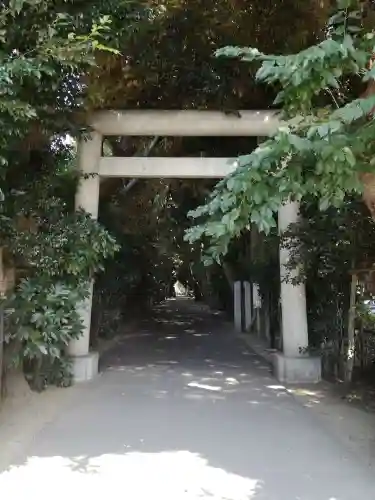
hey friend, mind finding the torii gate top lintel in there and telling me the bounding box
[90,109,279,137]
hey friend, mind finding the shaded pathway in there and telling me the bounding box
[0,299,374,499]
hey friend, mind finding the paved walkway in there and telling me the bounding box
[0,299,374,499]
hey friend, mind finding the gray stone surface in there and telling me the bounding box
[0,299,373,499]
[234,281,242,332]
[243,281,252,332]
[71,351,99,383]
[272,352,322,384]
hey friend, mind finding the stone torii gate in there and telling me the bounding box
[70,110,321,384]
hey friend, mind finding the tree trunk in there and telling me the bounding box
[222,261,236,289]
[360,172,375,218]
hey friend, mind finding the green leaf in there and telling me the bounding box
[10,0,25,14]
[38,344,48,355]
[319,197,330,211]
[337,0,354,11]
[342,147,356,167]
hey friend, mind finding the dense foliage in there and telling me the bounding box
[0,0,121,390]
[88,0,330,110]
[186,0,375,262]
[1,161,119,390]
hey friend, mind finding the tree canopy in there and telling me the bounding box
[87,0,330,111]
[185,0,375,263]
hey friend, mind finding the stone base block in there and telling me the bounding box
[70,351,99,383]
[272,352,321,384]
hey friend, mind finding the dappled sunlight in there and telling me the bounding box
[267,385,286,391]
[156,360,180,365]
[122,332,154,339]
[100,365,294,410]
[287,386,328,408]
[288,388,319,397]
[97,355,294,411]
[187,381,222,391]
[0,451,261,499]
[226,377,240,385]
[183,392,226,401]
[154,318,195,327]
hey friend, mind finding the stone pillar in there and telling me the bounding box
[234,281,242,332]
[264,293,271,344]
[243,281,252,331]
[68,132,102,382]
[252,283,261,337]
[279,201,309,357]
[273,201,321,383]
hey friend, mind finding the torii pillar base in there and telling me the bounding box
[71,352,99,383]
[272,352,321,384]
